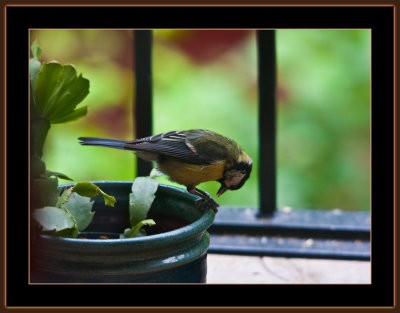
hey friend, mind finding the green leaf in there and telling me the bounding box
[72,182,99,198]
[61,192,94,232]
[120,228,136,238]
[121,219,156,238]
[51,72,89,118]
[46,170,74,181]
[97,188,117,207]
[49,226,79,238]
[33,206,76,233]
[56,187,73,208]
[34,62,89,123]
[129,177,159,227]
[34,62,63,115]
[31,40,42,60]
[50,106,87,124]
[73,182,116,207]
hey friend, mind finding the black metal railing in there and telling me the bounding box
[257,30,277,217]
[134,30,153,177]
[133,29,370,261]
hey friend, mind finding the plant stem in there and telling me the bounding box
[30,117,50,158]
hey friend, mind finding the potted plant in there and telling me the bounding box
[30,42,215,283]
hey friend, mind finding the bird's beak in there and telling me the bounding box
[217,185,228,197]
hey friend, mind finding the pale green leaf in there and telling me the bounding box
[33,206,75,232]
[61,192,94,232]
[150,168,165,178]
[56,186,74,208]
[120,219,156,238]
[31,40,42,60]
[129,177,158,227]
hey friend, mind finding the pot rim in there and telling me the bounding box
[41,181,215,247]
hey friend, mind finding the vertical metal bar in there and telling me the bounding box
[134,30,153,177]
[257,30,277,216]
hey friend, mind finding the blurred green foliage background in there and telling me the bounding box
[30,29,370,211]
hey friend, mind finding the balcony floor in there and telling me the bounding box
[206,254,370,284]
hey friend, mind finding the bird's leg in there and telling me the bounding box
[187,185,219,213]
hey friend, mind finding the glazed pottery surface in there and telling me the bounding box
[31,181,215,283]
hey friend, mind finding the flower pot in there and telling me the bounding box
[31,181,215,283]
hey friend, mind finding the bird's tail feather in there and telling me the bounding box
[78,137,127,150]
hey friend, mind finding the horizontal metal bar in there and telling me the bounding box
[209,234,370,261]
[208,207,370,260]
[210,207,370,240]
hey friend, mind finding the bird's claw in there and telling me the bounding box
[188,186,219,213]
[208,199,219,213]
[196,198,219,213]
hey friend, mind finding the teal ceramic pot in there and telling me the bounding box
[31,181,215,283]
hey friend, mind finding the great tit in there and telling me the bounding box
[79,129,252,212]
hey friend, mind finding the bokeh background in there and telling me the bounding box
[30,29,371,211]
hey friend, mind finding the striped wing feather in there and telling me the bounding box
[125,130,228,165]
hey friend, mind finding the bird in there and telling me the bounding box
[78,129,252,212]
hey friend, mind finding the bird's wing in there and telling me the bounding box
[125,130,227,165]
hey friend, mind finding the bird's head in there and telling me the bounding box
[217,157,252,197]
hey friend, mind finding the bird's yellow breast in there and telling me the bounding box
[158,159,225,187]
